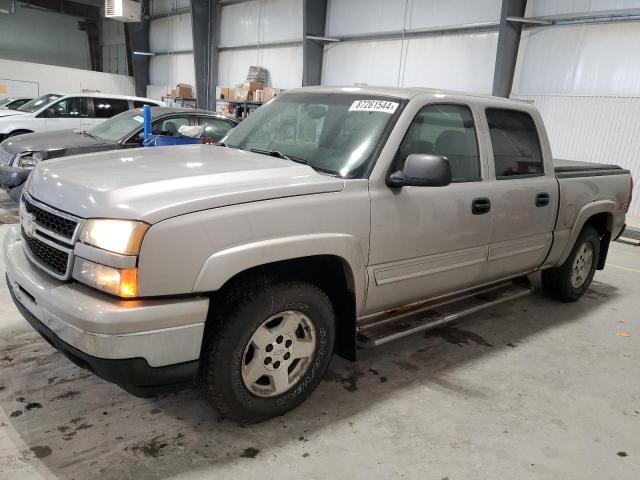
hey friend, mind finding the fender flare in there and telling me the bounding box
[192,233,368,313]
[556,200,615,266]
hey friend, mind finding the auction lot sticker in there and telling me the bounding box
[349,100,399,114]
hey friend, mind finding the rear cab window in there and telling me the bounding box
[486,108,544,179]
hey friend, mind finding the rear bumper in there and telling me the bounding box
[3,225,210,396]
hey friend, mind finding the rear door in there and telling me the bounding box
[481,108,558,280]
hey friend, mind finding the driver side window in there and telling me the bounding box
[396,104,481,182]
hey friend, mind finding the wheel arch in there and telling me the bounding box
[557,201,615,269]
[196,235,367,360]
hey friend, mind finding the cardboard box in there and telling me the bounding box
[242,81,264,93]
[175,83,193,98]
[81,88,101,93]
[219,87,236,100]
[262,87,283,102]
[234,88,251,102]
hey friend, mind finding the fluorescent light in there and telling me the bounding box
[133,51,156,56]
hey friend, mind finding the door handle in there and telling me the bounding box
[472,197,491,215]
[536,192,550,207]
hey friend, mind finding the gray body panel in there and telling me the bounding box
[4,86,631,367]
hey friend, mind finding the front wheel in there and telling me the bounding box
[542,225,600,302]
[200,281,335,423]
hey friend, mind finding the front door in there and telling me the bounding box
[480,108,558,281]
[366,103,494,314]
[43,97,92,131]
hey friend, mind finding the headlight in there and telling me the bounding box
[79,219,149,255]
[73,257,138,297]
[16,151,43,169]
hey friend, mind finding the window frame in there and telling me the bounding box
[484,107,545,181]
[392,102,483,184]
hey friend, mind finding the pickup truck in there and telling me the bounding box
[3,86,633,423]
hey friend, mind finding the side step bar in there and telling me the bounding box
[357,280,533,348]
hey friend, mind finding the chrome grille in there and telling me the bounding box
[20,193,82,280]
[22,228,70,276]
[23,195,78,240]
[0,148,14,166]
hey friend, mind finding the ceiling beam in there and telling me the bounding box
[18,0,100,20]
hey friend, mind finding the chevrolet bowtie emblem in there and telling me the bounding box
[21,212,37,238]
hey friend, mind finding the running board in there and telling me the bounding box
[357,281,533,348]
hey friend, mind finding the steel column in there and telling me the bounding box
[492,0,527,98]
[191,0,220,110]
[303,0,327,86]
[125,0,151,97]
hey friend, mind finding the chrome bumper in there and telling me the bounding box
[3,225,209,367]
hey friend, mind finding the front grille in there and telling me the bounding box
[22,229,70,276]
[23,196,78,239]
[0,148,14,166]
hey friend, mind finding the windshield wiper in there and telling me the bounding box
[250,148,307,165]
[79,130,102,141]
[219,142,240,149]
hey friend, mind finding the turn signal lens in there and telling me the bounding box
[72,257,138,298]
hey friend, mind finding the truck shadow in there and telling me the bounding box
[0,280,620,479]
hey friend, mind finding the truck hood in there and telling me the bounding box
[27,145,345,223]
[1,129,116,157]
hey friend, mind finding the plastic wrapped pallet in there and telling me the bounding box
[246,66,269,85]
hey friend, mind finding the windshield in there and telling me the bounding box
[17,93,62,113]
[223,92,404,177]
[88,108,146,142]
[0,98,13,107]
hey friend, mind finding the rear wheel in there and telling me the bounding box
[200,280,335,423]
[542,225,600,302]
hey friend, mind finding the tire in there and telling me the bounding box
[542,225,600,302]
[200,280,335,423]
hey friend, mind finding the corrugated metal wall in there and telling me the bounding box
[513,94,640,215]
[321,0,501,93]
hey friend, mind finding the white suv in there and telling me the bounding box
[0,93,164,141]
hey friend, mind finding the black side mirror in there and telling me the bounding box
[387,154,452,188]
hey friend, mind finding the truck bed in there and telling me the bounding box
[554,159,630,178]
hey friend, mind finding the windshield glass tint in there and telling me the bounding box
[88,109,146,142]
[17,94,62,113]
[223,92,403,177]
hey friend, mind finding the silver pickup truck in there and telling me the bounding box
[3,86,633,423]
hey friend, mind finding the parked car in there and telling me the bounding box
[4,86,632,423]
[0,97,32,111]
[0,107,239,201]
[0,92,164,142]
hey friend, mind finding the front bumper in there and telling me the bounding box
[0,165,29,190]
[3,225,210,396]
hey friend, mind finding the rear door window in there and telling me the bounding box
[133,100,159,108]
[93,98,131,118]
[199,117,235,142]
[486,108,544,178]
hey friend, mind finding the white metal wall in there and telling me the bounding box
[321,0,501,92]
[148,3,196,99]
[218,0,303,89]
[525,0,640,16]
[512,13,640,215]
[0,58,135,96]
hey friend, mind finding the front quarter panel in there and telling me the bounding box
[137,180,371,314]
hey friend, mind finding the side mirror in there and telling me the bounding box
[387,154,452,188]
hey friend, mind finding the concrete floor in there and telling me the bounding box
[0,219,639,479]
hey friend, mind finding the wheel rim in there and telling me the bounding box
[570,241,594,288]
[241,310,317,398]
